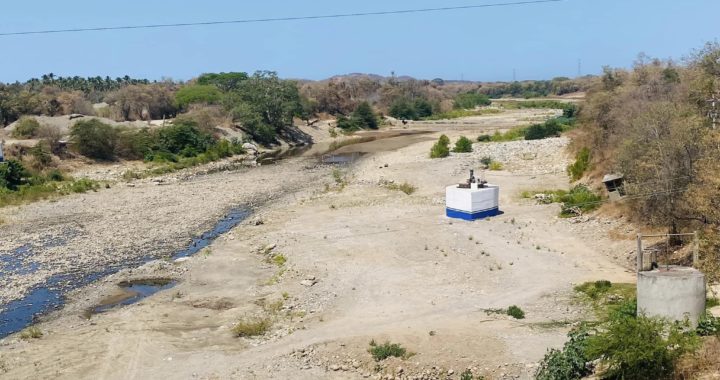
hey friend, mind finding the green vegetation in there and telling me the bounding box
[489,161,503,171]
[507,305,525,319]
[524,118,564,140]
[499,100,578,117]
[453,92,491,109]
[389,98,435,120]
[271,254,287,267]
[453,136,473,153]
[11,117,40,138]
[383,181,417,195]
[460,369,485,380]
[336,101,379,131]
[19,326,43,339]
[430,135,450,159]
[480,78,585,98]
[232,317,272,337]
[523,185,603,216]
[536,327,593,380]
[70,119,119,160]
[567,147,591,181]
[423,108,501,121]
[196,72,249,92]
[539,281,700,380]
[174,84,222,109]
[368,340,408,361]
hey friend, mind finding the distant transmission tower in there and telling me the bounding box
[577,59,582,77]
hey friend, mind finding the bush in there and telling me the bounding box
[337,102,379,131]
[560,184,602,216]
[12,117,40,138]
[567,147,591,181]
[586,314,698,380]
[430,134,450,158]
[574,280,613,300]
[384,181,417,195]
[0,160,27,190]
[489,161,503,171]
[480,156,494,168]
[389,99,417,120]
[29,142,53,170]
[70,119,118,160]
[453,136,473,153]
[536,327,592,380]
[477,134,491,142]
[155,121,214,156]
[232,317,272,337]
[19,326,43,339]
[525,119,563,140]
[368,341,408,361]
[507,305,525,319]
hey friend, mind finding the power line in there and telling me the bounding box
[0,0,563,37]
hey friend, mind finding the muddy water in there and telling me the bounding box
[0,208,251,339]
[88,278,177,316]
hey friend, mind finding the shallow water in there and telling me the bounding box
[89,279,177,315]
[0,208,251,339]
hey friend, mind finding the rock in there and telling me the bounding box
[447,369,454,375]
[242,143,259,152]
[397,366,404,373]
[300,279,316,287]
[330,364,341,371]
[174,257,190,264]
[261,243,277,254]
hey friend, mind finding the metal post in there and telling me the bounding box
[637,233,643,273]
[693,231,699,268]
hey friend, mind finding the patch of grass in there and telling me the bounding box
[707,298,720,309]
[530,320,574,330]
[507,305,525,319]
[232,317,272,337]
[368,341,409,361]
[489,126,527,142]
[0,177,101,208]
[263,299,284,314]
[281,292,290,300]
[264,268,286,286]
[488,161,503,171]
[271,254,287,267]
[19,326,43,339]
[383,181,417,195]
[574,281,636,319]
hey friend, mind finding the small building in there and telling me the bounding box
[446,170,500,221]
[602,173,625,200]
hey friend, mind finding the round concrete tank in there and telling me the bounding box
[637,266,705,328]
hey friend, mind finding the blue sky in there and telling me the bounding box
[0,0,718,82]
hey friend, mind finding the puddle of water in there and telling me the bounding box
[321,152,365,165]
[88,278,176,316]
[258,145,312,165]
[0,207,251,339]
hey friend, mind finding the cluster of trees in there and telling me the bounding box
[578,43,720,270]
[429,135,473,158]
[480,77,589,98]
[336,102,378,131]
[69,118,244,162]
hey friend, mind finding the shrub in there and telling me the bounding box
[489,161,503,171]
[430,135,450,158]
[384,181,417,195]
[70,119,118,160]
[586,314,698,380]
[696,313,720,336]
[12,117,40,138]
[480,156,494,168]
[525,119,563,140]
[574,280,613,300]
[232,317,272,337]
[507,305,525,319]
[560,184,602,216]
[477,134,491,142]
[352,101,379,130]
[368,341,407,361]
[156,121,214,156]
[567,147,591,181]
[29,142,53,170]
[389,99,418,120]
[19,326,43,339]
[0,160,27,190]
[536,326,592,380]
[453,136,473,153]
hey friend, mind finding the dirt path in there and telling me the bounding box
[0,109,636,380]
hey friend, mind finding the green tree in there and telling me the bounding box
[351,101,378,129]
[174,85,222,109]
[389,99,417,120]
[453,136,473,153]
[70,119,119,160]
[0,160,27,190]
[12,117,40,138]
[453,92,491,109]
[196,72,249,92]
[430,134,450,158]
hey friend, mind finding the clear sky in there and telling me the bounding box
[0,0,718,83]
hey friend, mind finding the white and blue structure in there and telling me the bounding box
[445,171,500,221]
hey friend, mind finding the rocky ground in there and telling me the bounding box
[0,109,639,380]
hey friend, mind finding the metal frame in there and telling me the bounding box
[636,232,699,272]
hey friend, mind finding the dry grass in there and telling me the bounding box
[384,181,417,195]
[19,326,43,340]
[675,337,720,379]
[232,317,272,337]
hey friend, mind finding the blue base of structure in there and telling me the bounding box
[446,207,500,221]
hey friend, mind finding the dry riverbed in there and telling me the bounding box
[0,109,637,379]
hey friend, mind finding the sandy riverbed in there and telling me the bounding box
[0,109,638,380]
